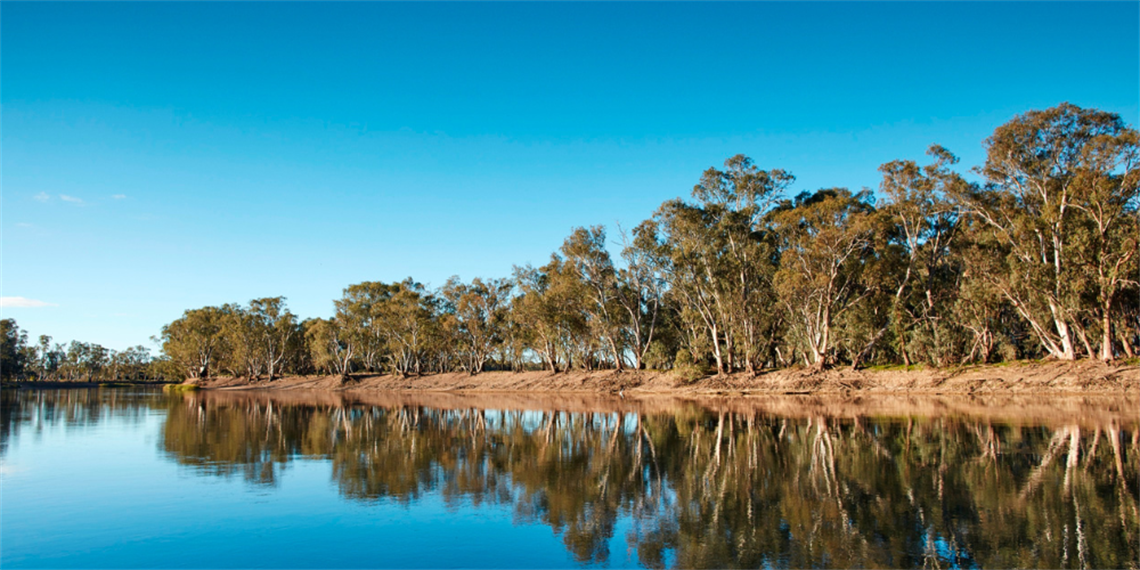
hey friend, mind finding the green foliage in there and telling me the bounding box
[0,319,31,380]
[2,320,165,383]
[643,340,673,370]
[671,349,706,384]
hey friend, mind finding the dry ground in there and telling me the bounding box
[195,359,1138,396]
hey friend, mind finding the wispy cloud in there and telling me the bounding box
[33,192,51,202]
[0,297,58,308]
[59,194,84,204]
[112,194,127,200]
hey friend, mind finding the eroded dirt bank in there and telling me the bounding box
[194,359,1138,396]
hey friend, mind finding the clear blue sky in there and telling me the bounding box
[3,2,1138,351]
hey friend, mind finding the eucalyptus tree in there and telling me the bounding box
[957,103,1139,360]
[1116,285,1140,358]
[512,258,591,372]
[161,305,233,379]
[441,276,511,374]
[694,155,792,373]
[303,317,354,377]
[1064,120,1139,360]
[871,146,967,366]
[335,282,390,372]
[950,237,1018,363]
[59,341,109,381]
[378,279,438,376]
[147,103,1138,373]
[33,334,63,381]
[0,319,30,380]
[769,188,877,369]
[221,303,264,379]
[430,309,461,374]
[651,155,792,374]
[649,201,728,371]
[511,262,565,372]
[107,346,150,381]
[560,226,628,369]
[498,293,532,372]
[615,221,668,369]
[335,279,440,376]
[247,297,300,381]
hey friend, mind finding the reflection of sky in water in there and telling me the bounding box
[2,403,612,568]
[2,389,1137,569]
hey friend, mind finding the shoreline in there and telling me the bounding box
[191,359,1138,396]
[10,360,1136,396]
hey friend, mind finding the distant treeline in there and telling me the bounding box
[6,104,1136,382]
[0,319,173,382]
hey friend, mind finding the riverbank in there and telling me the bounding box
[192,359,1138,395]
[2,380,171,389]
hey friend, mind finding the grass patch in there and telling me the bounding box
[162,383,200,393]
[671,365,708,385]
[865,363,923,372]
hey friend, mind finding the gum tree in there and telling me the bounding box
[959,103,1139,360]
[769,189,877,369]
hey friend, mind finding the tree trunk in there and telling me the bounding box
[609,337,624,371]
[813,320,831,369]
[1100,306,1115,361]
[1049,303,1077,360]
[1118,327,1135,358]
[710,323,725,375]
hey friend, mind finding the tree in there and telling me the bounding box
[769,189,877,369]
[247,297,300,381]
[871,145,967,366]
[34,335,64,381]
[379,279,437,376]
[0,319,30,380]
[615,221,667,370]
[304,317,354,377]
[441,276,510,374]
[959,103,1139,360]
[223,304,263,379]
[652,155,792,374]
[560,226,628,370]
[336,282,391,372]
[160,306,233,379]
[111,346,152,381]
[512,259,591,372]
[145,104,1138,374]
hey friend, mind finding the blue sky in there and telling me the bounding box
[3,2,1138,351]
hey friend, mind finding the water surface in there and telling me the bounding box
[2,388,1137,568]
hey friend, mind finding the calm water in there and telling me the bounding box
[2,388,1137,569]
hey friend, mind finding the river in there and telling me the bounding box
[2,388,1136,568]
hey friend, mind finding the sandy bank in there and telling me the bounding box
[193,359,1138,396]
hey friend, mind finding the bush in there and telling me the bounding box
[671,350,706,384]
[644,341,673,370]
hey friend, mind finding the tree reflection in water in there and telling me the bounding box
[1,388,156,457]
[155,391,1140,568]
